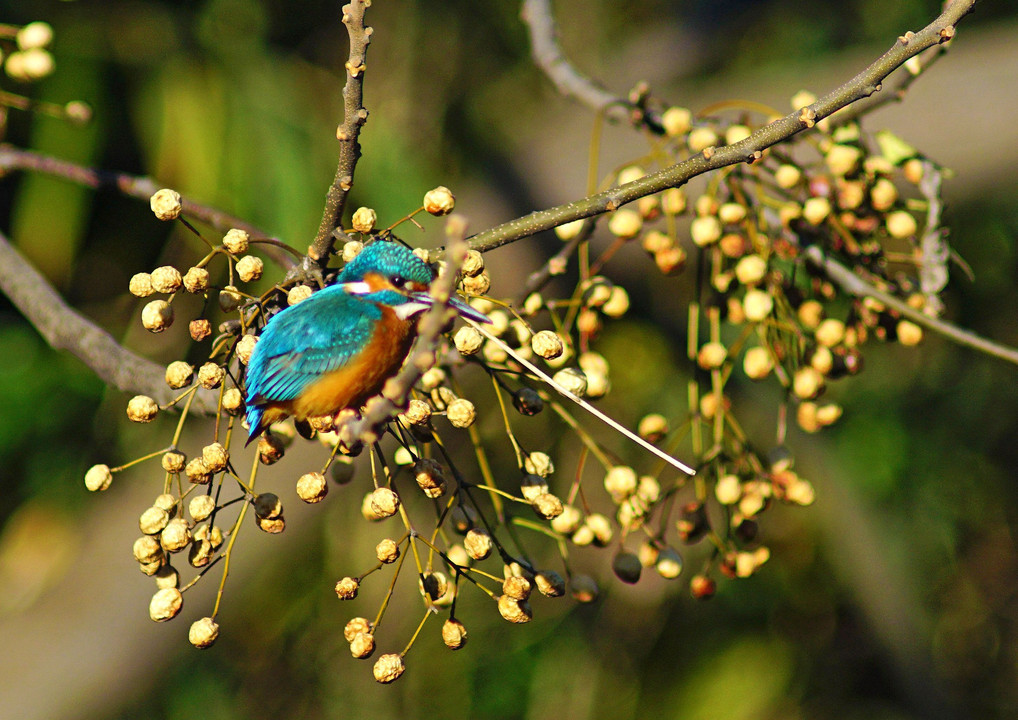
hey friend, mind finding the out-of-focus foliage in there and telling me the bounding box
[1,1,1017,719]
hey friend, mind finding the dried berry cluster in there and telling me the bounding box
[84,83,953,683]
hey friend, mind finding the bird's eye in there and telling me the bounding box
[391,275,406,289]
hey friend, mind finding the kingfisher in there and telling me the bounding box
[244,239,489,443]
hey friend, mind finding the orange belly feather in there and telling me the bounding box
[286,309,415,421]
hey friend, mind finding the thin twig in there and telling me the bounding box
[520,0,630,124]
[0,145,294,270]
[803,245,1018,366]
[0,229,221,411]
[469,0,974,255]
[309,0,373,267]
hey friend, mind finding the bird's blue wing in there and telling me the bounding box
[245,287,381,405]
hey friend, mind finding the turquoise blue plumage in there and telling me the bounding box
[244,240,487,443]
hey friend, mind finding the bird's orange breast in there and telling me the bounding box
[289,309,416,420]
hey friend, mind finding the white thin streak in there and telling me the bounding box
[468,320,696,476]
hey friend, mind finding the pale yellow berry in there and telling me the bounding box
[447,398,476,428]
[555,218,585,241]
[792,366,825,400]
[607,208,642,239]
[163,361,193,389]
[188,617,219,648]
[662,106,693,136]
[531,492,564,520]
[351,206,377,233]
[690,216,722,247]
[497,595,532,624]
[550,505,582,535]
[423,186,455,216]
[85,464,113,492]
[460,271,491,296]
[16,22,53,50]
[127,395,158,422]
[725,124,751,145]
[154,564,178,590]
[160,518,191,553]
[464,528,493,560]
[803,197,832,225]
[662,187,687,215]
[798,300,825,330]
[697,342,727,370]
[141,300,173,332]
[520,474,548,502]
[815,318,846,347]
[552,367,587,397]
[442,619,468,650]
[718,202,747,225]
[296,472,328,503]
[402,399,433,426]
[344,617,372,642]
[349,632,375,659]
[897,320,923,346]
[638,413,669,443]
[604,466,638,502]
[151,266,182,294]
[602,286,630,318]
[236,255,263,283]
[816,403,843,426]
[150,189,182,221]
[656,547,684,579]
[335,576,360,599]
[774,164,802,189]
[903,158,924,185]
[735,255,768,286]
[376,538,400,563]
[180,266,207,295]
[287,284,313,305]
[886,210,918,239]
[811,345,834,375]
[743,346,774,380]
[139,506,170,535]
[197,362,225,389]
[201,443,228,473]
[585,513,613,545]
[235,334,258,365]
[798,399,821,432]
[222,228,250,254]
[791,89,817,110]
[373,654,406,683]
[742,289,774,322]
[369,487,400,519]
[149,587,183,622]
[340,240,363,263]
[129,273,154,297]
[189,494,215,522]
[454,325,483,355]
[531,330,564,360]
[870,177,898,211]
[521,453,552,480]
[715,474,742,505]
[688,126,718,153]
[825,144,862,176]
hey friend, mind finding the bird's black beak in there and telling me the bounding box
[409,291,492,324]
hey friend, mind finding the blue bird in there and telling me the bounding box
[244,240,489,443]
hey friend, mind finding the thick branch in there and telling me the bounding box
[470,0,974,255]
[0,229,221,411]
[309,0,372,267]
[803,245,1018,366]
[0,145,295,270]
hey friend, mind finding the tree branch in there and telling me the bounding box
[803,245,1018,366]
[469,0,974,255]
[0,144,295,271]
[520,0,632,124]
[309,0,373,268]
[0,229,221,412]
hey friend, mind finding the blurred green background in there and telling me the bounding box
[2,1,1018,719]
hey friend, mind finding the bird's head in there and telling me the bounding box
[339,240,490,323]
